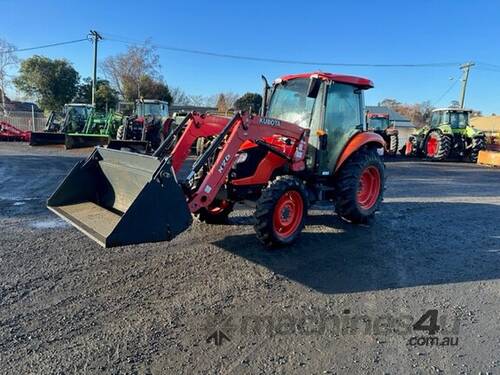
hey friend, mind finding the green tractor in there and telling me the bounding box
[29,104,93,146]
[64,109,124,149]
[367,112,399,155]
[405,108,486,162]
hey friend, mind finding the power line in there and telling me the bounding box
[0,38,90,54]
[102,33,462,68]
[432,77,460,106]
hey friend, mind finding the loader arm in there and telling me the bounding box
[186,113,309,213]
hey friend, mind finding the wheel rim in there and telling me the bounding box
[357,166,381,210]
[273,191,304,238]
[405,140,413,155]
[426,136,439,157]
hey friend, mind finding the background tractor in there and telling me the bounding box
[367,112,399,155]
[405,108,486,162]
[108,99,173,153]
[64,110,124,149]
[29,103,93,146]
[47,72,386,248]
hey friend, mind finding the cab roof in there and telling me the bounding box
[277,71,374,89]
[432,107,472,113]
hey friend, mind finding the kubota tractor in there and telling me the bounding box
[108,99,173,153]
[367,112,399,155]
[47,72,386,248]
[405,108,486,162]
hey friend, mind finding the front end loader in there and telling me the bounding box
[30,104,93,146]
[405,108,486,162]
[48,72,386,248]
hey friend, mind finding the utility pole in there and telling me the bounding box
[89,30,102,107]
[459,62,474,108]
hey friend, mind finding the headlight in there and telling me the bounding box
[235,152,248,164]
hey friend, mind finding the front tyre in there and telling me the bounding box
[468,136,486,163]
[254,176,308,247]
[425,131,451,160]
[196,200,234,224]
[334,148,385,224]
[388,134,399,155]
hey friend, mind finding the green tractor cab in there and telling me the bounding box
[405,108,486,162]
[30,104,93,146]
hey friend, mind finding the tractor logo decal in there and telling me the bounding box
[218,154,231,174]
[259,117,281,127]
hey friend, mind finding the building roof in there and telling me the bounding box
[366,105,414,128]
[470,116,500,133]
[277,72,374,89]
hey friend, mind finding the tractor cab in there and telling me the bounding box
[136,99,169,119]
[367,113,390,131]
[431,108,471,130]
[263,72,374,174]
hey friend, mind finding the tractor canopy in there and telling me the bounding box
[429,108,483,136]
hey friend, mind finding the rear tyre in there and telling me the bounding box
[388,134,399,155]
[116,125,125,140]
[425,131,451,160]
[468,136,485,163]
[254,176,308,247]
[196,200,234,224]
[334,148,384,224]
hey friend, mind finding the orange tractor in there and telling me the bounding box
[367,112,399,155]
[47,72,386,248]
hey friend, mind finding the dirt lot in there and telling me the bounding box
[0,142,499,374]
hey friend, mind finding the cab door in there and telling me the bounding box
[321,82,364,174]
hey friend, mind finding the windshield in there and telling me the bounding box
[369,117,389,130]
[67,106,91,119]
[449,111,468,129]
[267,78,315,128]
[138,102,168,117]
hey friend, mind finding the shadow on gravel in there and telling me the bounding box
[215,202,500,294]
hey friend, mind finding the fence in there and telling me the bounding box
[0,111,47,132]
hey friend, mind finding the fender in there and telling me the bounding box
[334,132,385,172]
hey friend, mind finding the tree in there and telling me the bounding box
[136,75,172,103]
[215,93,227,112]
[0,39,19,115]
[234,92,262,113]
[13,55,79,111]
[170,87,192,105]
[74,77,119,112]
[101,41,162,100]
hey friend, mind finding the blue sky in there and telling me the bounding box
[2,0,500,114]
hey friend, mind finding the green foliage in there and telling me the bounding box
[75,77,119,112]
[13,55,79,111]
[123,75,173,103]
[234,92,262,113]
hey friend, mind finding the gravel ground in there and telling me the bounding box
[0,143,499,374]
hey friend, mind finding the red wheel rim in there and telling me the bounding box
[405,140,413,155]
[207,200,230,215]
[273,191,304,238]
[357,166,381,210]
[426,136,439,157]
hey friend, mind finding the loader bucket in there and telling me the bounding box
[29,131,65,146]
[107,139,149,154]
[47,147,192,247]
[65,133,110,149]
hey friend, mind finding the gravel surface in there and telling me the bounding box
[0,143,499,374]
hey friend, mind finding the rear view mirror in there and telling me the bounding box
[307,77,321,98]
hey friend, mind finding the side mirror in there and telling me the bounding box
[307,77,321,98]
